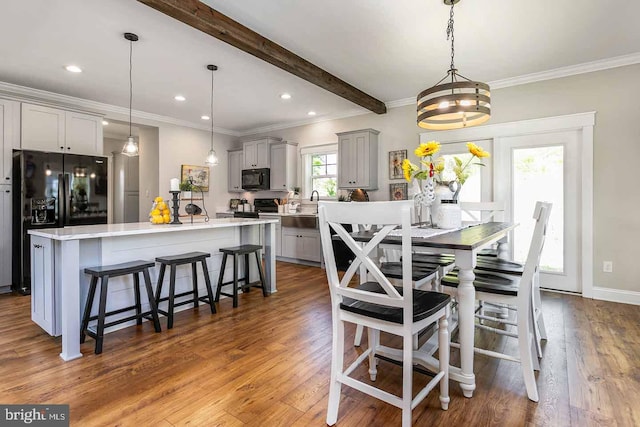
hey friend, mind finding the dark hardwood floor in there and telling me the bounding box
[0,262,638,426]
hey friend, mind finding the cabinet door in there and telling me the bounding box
[338,135,357,188]
[65,111,103,155]
[281,227,300,259]
[228,150,243,192]
[270,144,287,190]
[255,139,270,168]
[21,103,66,152]
[300,231,321,262]
[30,236,57,336]
[353,132,371,188]
[243,141,258,169]
[1,99,20,184]
[125,155,139,192]
[0,186,11,287]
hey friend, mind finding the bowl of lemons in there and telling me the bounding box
[149,196,171,224]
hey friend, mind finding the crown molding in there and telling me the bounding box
[489,52,640,89]
[0,80,240,137]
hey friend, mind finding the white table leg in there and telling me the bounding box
[264,222,276,293]
[59,239,83,361]
[497,236,510,260]
[454,249,476,398]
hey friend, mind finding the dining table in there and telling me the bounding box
[349,221,517,398]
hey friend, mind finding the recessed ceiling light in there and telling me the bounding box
[174,95,186,101]
[102,120,109,126]
[307,111,317,116]
[280,93,291,100]
[65,65,82,73]
[201,115,210,120]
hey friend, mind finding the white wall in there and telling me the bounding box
[241,63,640,295]
[138,126,159,220]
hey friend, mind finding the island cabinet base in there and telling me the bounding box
[30,224,268,340]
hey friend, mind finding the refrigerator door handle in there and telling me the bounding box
[63,173,72,226]
[57,174,65,227]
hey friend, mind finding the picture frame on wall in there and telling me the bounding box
[390,182,408,201]
[389,149,407,180]
[181,164,210,192]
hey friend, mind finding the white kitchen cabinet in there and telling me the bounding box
[113,153,139,223]
[30,235,59,336]
[0,185,12,292]
[228,149,243,192]
[242,137,280,169]
[21,102,103,155]
[0,98,20,184]
[281,226,321,262]
[270,141,298,191]
[337,128,379,190]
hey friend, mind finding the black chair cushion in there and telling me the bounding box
[156,251,211,265]
[474,258,524,275]
[441,270,520,296]
[219,244,262,255]
[340,282,450,324]
[411,254,455,267]
[380,262,438,281]
[84,260,155,277]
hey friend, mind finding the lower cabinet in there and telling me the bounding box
[281,227,321,263]
[30,235,60,336]
[0,185,11,292]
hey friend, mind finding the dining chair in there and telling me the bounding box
[319,200,452,427]
[439,201,552,402]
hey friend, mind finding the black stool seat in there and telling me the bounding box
[155,251,210,264]
[215,244,268,308]
[219,244,263,255]
[84,260,155,277]
[82,260,161,354]
[155,251,216,329]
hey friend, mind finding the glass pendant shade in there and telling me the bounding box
[205,148,219,165]
[122,136,139,156]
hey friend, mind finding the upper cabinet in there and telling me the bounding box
[0,98,20,184]
[270,141,298,191]
[228,149,243,192]
[242,137,281,169]
[337,129,379,190]
[21,103,103,156]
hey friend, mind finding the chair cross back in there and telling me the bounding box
[460,201,505,223]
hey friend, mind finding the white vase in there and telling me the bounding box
[435,199,462,229]
[431,182,454,227]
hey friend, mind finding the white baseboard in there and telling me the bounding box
[0,285,11,294]
[591,287,640,306]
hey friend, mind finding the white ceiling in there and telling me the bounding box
[1,0,639,135]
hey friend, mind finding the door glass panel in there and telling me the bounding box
[438,153,481,220]
[512,146,563,272]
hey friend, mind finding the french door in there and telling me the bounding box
[494,131,581,293]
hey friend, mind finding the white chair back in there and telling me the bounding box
[318,201,414,314]
[460,201,505,223]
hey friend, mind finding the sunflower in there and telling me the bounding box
[402,159,417,182]
[414,141,441,158]
[467,142,490,158]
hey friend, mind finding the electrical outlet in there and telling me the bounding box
[603,261,613,273]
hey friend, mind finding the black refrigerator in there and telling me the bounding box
[12,150,109,294]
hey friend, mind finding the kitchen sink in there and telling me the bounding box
[281,215,318,229]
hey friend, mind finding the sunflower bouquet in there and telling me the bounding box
[402,141,490,200]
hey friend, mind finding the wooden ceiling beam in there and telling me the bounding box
[137,0,387,114]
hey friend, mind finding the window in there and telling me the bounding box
[311,153,337,197]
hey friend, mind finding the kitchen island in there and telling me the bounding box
[28,217,278,361]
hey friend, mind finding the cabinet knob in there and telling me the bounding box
[60,146,64,150]
[33,244,42,249]
[67,147,71,150]
[5,177,9,180]
[4,190,9,193]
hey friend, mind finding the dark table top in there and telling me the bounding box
[348,222,517,251]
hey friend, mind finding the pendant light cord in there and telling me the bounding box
[129,38,133,138]
[446,1,455,73]
[210,67,214,150]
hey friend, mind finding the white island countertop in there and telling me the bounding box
[28,217,278,241]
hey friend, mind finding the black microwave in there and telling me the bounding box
[242,168,270,191]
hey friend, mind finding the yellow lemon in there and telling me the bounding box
[157,202,167,211]
[163,214,170,223]
[152,214,163,224]
[154,196,163,203]
[162,209,170,216]
[151,209,161,216]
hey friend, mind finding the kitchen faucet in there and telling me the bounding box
[310,190,319,201]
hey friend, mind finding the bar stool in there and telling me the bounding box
[82,260,161,354]
[215,244,268,308]
[155,251,216,329]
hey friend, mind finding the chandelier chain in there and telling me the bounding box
[446,1,455,72]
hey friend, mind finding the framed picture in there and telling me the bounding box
[181,164,210,192]
[389,149,407,180]
[390,182,408,201]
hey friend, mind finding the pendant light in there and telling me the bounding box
[122,32,139,156]
[417,0,490,130]
[205,64,219,166]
